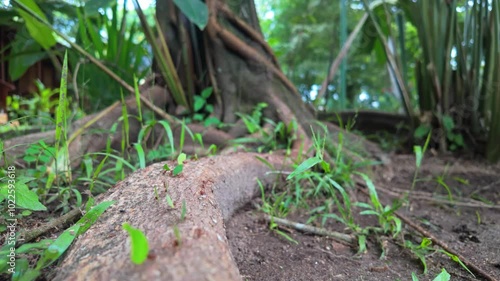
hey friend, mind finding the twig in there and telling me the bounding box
[18,208,82,246]
[262,214,354,245]
[470,179,500,196]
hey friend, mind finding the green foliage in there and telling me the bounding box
[257,0,395,110]
[257,180,298,244]
[133,0,189,110]
[405,237,474,277]
[409,131,431,197]
[189,87,221,127]
[4,0,152,110]
[233,103,297,153]
[122,222,149,265]
[355,172,402,237]
[0,201,114,279]
[13,0,56,50]
[6,30,47,81]
[410,269,450,281]
[258,125,386,249]
[4,81,76,132]
[163,153,187,177]
[0,175,46,213]
[441,115,464,151]
[73,1,151,109]
[172,0,208,30]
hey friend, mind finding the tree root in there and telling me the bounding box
[19,208,82,246]
[52,152,292,281]
[261,214,354,245]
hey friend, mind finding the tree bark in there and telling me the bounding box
[52,153,289,281]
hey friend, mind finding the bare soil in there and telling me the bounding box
[226,154,500,281]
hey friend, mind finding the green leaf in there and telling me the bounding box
[200,87,213,99]
[133,143,146,169]
[16,239,52,254]
[204,117,221,127]
[205,104,214,113]
[193,96,205,112]
[158,121,175,153]
[163,164,171,171]
[442,115,454,131]
[360,210,379,216]
[15,0,56,50]
[75,201,115,235]
[172,165,183,176]
[414,124,431,139]
[414,146,423,168]
[165,194,174,208]
[122,223,149,264]
[286,156,321,180]
[13,258,38,281]
[6,181,47,211]
[8,34,46,80]
[356,172,382,210]
[173,0,209,30]
[432,268,450,281]
[357,235,367,254]
[177,153,187,164]
[180,200,187,221]
[36,224,81,269]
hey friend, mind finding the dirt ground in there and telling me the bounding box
[226,154,500,281]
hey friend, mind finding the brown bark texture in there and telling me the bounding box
[53,153,289,281]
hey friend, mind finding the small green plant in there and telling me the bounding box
[414,115,464,152]
[163,153,187,176]
[173,225,182,246]
[404,237,474,277]
[257,180,297,244]
[123,222,149,265]
[441,114,465,151]
[233,103,297,153]
[355,173,402,237]
[0,201,114,279]
[189,87,221,127]
[409,132,432,199]
[0,173,47,226]
[5,81,67,128]
[410,268,450,281]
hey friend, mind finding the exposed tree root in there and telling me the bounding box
[20,208,81,246]
[53,153,291,281]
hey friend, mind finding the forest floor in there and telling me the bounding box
[227,154,500,281]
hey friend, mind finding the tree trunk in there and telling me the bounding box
[49,0,386,279]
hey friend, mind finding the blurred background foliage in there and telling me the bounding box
[256,0,415,112]
[256,0,500,160]
[1,0,499,161]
